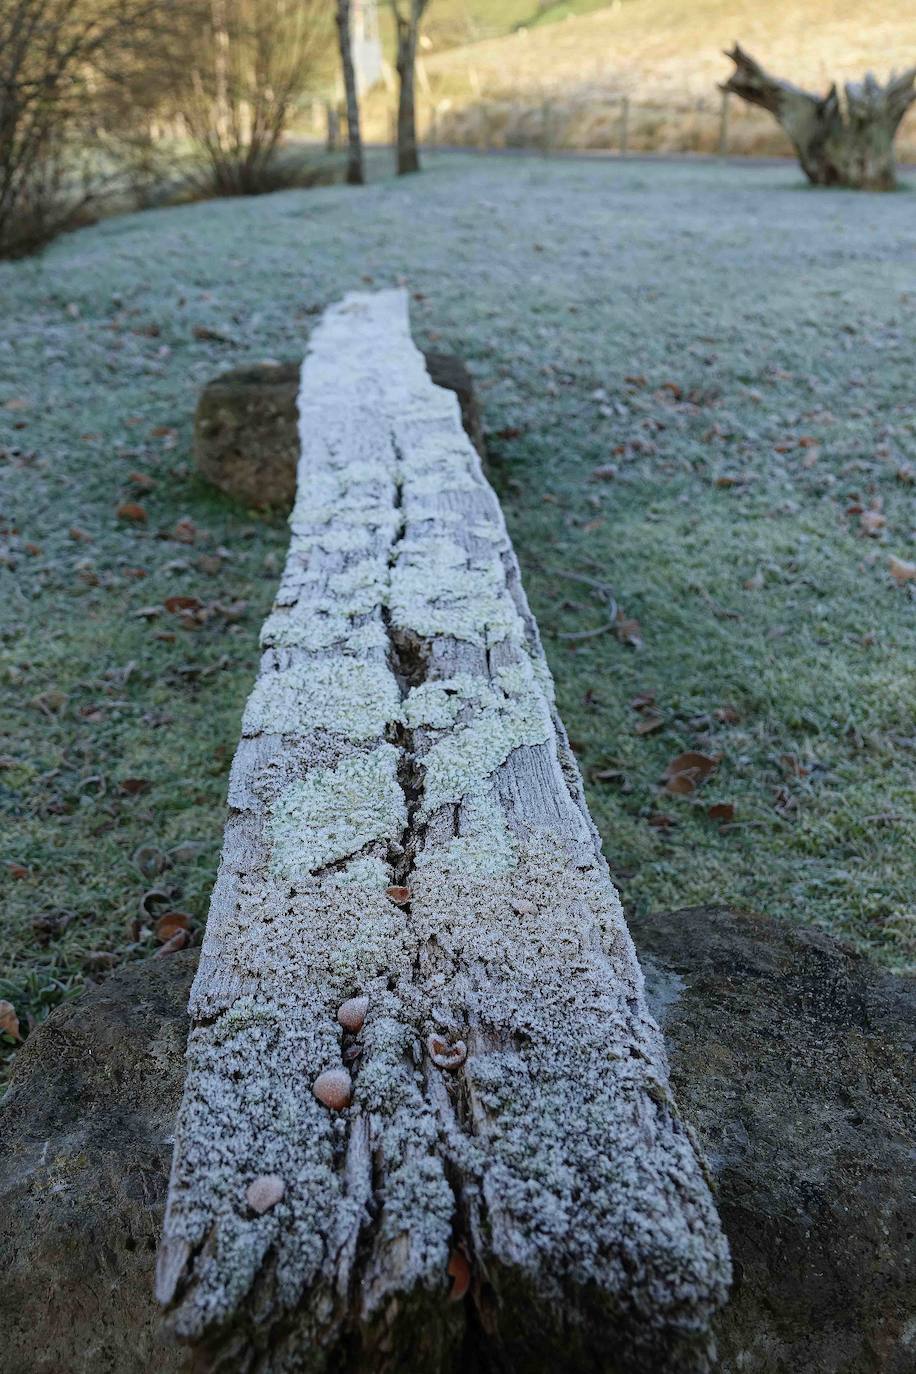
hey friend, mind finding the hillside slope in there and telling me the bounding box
[420,0,916,99]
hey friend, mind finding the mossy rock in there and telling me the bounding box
[194,354,486,510]
[2,911,913,1372]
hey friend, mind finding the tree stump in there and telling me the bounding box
[157,290,730,1372]
[722,44,916,190]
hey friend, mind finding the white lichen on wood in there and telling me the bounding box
[158,289,730,1372]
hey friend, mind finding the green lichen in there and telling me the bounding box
[260,613,389,654]
[267,744,406,878]
[390,534,525,648]
[421,663,552,814]
[243,659,400,740]
[403,673,491,730]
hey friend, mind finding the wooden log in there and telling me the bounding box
[157,290,730,1372]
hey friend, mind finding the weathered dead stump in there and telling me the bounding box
[157,290,730,1372]
[722,44,916,190]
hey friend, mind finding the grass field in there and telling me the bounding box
[1,152,914,1075]
[358,0,916,158]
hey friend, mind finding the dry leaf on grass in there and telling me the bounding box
[629,691,656,711]
[154,929,189,956]
[889,556,916,584]
[0,1000,21,1041]
[155,911,191,942]
[164,595,203,613]
[661,751,719,795]
[707,802,735,823]
[615,612,643,649]
[860,510,886,536]
[116,502,147,523]
[119,777,150,795]
[634,714,664,735]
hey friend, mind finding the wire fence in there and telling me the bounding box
[317,88,916,165]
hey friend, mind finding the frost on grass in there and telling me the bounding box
[268,744,406,879]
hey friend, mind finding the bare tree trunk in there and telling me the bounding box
[157,290,731,1374]
[336,0,364,185]
[391,0,427,175]
[723,45,916,190]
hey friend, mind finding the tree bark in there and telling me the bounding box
[392,0,426,175]
[723,44,916,190]
[335,0,364,186]
[157,290,730,1373]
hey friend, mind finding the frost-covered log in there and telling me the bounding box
[157,290,730,1372]
[723,44,916,190]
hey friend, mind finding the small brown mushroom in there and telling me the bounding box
[447,1249,471,1302]
[427,1033,467,1071]
[313,1067,352,1111]
[246,1173,285,1214]
[337,995,369,1033]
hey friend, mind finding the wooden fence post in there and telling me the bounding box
[718,89,730,157]
[541,97,554,157]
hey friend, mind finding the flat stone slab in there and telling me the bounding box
[1,907,912,1373]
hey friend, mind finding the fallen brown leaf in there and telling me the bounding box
[119,777,150,795]
[128,471,156,491]
[155,911,191,942]
[117,501,147,523]
[164,595,203,613]
[663,751,720,782]
[714,703,740,724]
[154,928,189,956]
[173,518,197,544]
[664,773,696,796]
[386,885,411,905]
[615,613,643,649]
[0,1000,21,1041]
[707,802,735,823]
[860,510,886,536]
[635,713,664,735]
[647,812,676,829]
[889,555,916,584]
[447,1250,471,1302]
[629,691,656,712]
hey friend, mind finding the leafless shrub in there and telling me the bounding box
[0,0,166,258]
[174,0,332,197]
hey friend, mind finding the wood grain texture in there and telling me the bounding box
[157,290,730,1373]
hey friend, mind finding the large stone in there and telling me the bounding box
[0,953,196,1374]
[194,352,486,509]
[1,910,913,1372]
[633,906,916,1374]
